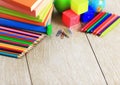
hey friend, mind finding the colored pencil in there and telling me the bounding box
[0,50,19,58]
[80,12,106,32]
[0,43,26,53]
[0,34,45,58]
[0,29,36,42]
[0,18,48,34]
[0,35,33,45]
[86,13,111,32]
[0,6,42,22]
[100,18,120,37]
[0,26,41,38]
[0,39,29,47]
[93,15,119,35]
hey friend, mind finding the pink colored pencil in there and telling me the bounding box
[0,26,41,38]
[93,14,118,34]
[80,12,106,32]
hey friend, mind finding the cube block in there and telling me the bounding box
[62,10,80,27]
[71,0,88,15]
[81,6,95,23]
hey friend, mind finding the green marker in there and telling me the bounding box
[100,18,120,37]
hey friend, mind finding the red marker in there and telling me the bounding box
[80,12,106,32]
[93,14,118,35]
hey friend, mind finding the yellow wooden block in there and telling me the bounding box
[71,0,88,15]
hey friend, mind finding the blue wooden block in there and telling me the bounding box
[80,6,95,23]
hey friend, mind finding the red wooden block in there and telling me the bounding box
[62,9,80,27]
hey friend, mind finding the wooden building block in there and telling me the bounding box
[62,10,80,27]
[71,0,88,15]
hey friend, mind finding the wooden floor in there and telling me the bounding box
[0,0,120,85]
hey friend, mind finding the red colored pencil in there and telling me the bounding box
[80,12,106,32]
[93,14,118,35]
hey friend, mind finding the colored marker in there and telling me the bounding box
[100,18,120,37]
[0,47,22,54]
[87,13,111,33]
[0,18,52,35]
[80,12,106,32]
[93,14,119,35]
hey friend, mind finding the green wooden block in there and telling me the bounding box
[71,0,88,15]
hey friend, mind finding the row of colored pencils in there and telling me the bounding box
[0,26,45,58]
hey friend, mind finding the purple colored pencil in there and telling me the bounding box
[0,29,37,42]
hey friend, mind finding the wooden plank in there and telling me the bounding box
[0,56,31,85]
[27,13,106,85]
[87,0,120,84]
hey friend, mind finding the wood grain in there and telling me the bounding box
[0,56,31,85]
[87,0,120,85]
[0,0,119,85]
[27,13,106,85]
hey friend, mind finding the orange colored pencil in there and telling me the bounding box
[0,43,26,52]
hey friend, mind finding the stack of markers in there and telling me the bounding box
[80,12,120,36]
[0,0,54,58]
